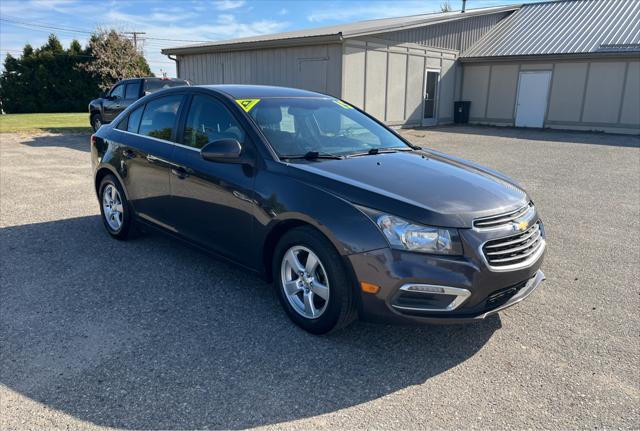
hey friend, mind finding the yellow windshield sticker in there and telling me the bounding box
[333,99,353,109]
[236,98,261,112]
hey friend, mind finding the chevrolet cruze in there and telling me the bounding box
[91,85,546,334]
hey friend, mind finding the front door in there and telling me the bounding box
[422,69,440,126]
[103,83,126,122]
[169,94,256,266]
[515,71,552,128]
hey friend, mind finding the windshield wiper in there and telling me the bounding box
[347,147,412,157]
[281,151,344,160]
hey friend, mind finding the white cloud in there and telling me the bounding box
[307,1,443,22]
[96,10,289,77]
[214,0,246,11]
[0,0,289,77]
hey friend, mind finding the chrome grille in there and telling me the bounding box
[474,203,534,229]
[482,222,544,268]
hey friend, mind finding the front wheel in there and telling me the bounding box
[91,113,103,132]
[273,226,357,334]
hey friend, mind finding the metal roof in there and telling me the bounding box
[462,0,640,59]
[162,5,520,55]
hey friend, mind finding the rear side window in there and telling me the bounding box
[144,79,189,94]
[127,106,144,133]
[138,95,182,141]
[125,82,141,100]
[182,95,245,149]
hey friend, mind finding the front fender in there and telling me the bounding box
[254,167,388,256]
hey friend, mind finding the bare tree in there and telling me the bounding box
[440,0,453,12]
[81,28,152,91]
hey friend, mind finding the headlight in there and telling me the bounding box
[359,208,463,255]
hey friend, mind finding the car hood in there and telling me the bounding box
[287,150,529,228]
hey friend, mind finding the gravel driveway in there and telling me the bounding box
[1,127,638,430]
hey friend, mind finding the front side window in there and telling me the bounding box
[138,95,182,141]
[110,84,124,100]
[182,95,245,149]
[249,98,409,157]
[125,82,141,100]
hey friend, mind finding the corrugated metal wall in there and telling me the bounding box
[461,59,640,134]
[342,38,458,126]
[176,44,343,96]
[381,12,511,53]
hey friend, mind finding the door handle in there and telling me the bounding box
[122,149,136,159]
[146,154,163,163]
[171,167,189,179]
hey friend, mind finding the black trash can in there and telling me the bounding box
[454,101,471,124]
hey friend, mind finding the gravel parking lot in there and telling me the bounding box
[1,126,638,430]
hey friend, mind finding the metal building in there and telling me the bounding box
[163,0,640,134]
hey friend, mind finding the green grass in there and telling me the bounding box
[0,113,91,133]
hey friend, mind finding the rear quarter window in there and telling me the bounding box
[127,106,144,134]
[144,80,189,94]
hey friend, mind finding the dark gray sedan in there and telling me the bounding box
[91,84,546,334]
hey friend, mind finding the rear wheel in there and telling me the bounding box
[91,113,103,132]
[273,226,357,334]
[99,175,133,240]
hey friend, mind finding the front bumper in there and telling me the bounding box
[346,229,546,325]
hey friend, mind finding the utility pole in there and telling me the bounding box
[124,31,146,51]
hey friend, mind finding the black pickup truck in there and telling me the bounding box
[88,77,189,131]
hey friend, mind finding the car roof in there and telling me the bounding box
[198,84,329,99]
[145,77,188,81]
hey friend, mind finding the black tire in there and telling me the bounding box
[273,226,357,334]
[91,113,103,132]
[98,174,134,240]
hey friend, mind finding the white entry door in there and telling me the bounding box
[422,69,440,126]
[515,71,552,128]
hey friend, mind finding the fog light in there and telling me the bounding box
[360,282,381,294]
[404,285,446,294]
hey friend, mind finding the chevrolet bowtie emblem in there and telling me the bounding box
[516,220,528,231]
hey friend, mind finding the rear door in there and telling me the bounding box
[121,81,142,109]
[117,94,185,230]
[167,94,257,265]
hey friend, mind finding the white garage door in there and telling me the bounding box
[515,71,552,128]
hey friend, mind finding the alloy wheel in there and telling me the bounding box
[102,184,124,231]
[280,245,330,319]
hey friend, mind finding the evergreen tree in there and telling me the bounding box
[0,31,153,113]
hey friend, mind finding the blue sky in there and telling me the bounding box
[1,0,541,76]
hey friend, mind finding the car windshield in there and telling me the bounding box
[248,98,411,158]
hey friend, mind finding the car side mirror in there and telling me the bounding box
[201,139,244,163]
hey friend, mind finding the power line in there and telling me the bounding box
[0,49,177,65]
[124,31,146,51]
[0,17,210,43]
[0,17,93,34]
